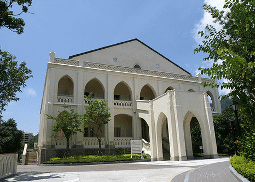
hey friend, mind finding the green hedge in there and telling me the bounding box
[44,154,150,164]
[230,155,255,181]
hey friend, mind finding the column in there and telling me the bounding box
[173,91,187,161]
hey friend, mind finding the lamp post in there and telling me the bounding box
[231,101,241,154]
[231,101,241,137]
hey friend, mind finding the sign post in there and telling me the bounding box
[131,140,143,159]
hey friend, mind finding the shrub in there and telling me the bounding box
[45,154,149,164]
[230,155,255,181]
[238,131,255,161]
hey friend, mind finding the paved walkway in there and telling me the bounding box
[5,157,238,182]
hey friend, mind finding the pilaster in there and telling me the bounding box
[107,74,114,144]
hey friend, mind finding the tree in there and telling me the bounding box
[194,0,255,147]
[0,0,32,34]
[27,133,38,149]
[1,1,33,116]
[47,105,82,156]
[83,93,111,155]
[213,106,236,154]
[0,118,23,154]
[0,50,32,115]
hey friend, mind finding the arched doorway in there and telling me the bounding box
[140,84,156,100]
[141,118,149,142]
[156,112,170,161]
[162,118,170,160]
[183,111,205,159]
[84,78,105,99]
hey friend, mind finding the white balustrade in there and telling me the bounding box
[54,58,214,84]
[0,153,18,179]
[22,144,27,165]
[83,138,106,148]
[114,137,133,148]
[57,96,74,103]
[114,100,132,108]
[84,98,104,105]
[55,138,66,149]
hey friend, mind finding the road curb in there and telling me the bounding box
[229,165,250,182]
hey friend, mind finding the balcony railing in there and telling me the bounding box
[57,96,74,103]
[114,100,132,108]
[114,137,133,148]
[82,138,106,148]
[84,98,104,105]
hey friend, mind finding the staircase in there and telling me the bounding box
[162,137,170,160]
[142,139,151,156]
[25,149,38,165]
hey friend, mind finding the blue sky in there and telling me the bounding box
[0,0,225,135]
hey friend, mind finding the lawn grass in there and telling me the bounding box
[230,155,255,181]
[44,154,150,164]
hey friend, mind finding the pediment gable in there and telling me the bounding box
[69,39,190,75]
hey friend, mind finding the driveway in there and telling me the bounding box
[5,157,235,182]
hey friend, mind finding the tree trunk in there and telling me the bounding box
[65,137,70,157]
[98,137,102,156]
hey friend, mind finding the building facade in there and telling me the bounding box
[22,132,34,144]
[38,39,220,162]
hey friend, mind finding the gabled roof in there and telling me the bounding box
[69,38,191,75]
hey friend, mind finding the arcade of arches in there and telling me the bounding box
[53,76,218,161]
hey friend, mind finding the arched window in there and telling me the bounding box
[57,75,74,96]
[165,86,174,93]
[206,91,215,111]
[188,89,195,92]
[134,64,141,69]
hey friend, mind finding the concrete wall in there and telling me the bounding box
[0,153,18,179]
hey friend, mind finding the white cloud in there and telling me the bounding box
[24,88,37,97]
[193,0,226,44]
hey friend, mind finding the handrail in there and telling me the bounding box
[142,139,151,156]
[22,144,27,165]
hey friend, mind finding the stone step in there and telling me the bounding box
[26,152,38,165]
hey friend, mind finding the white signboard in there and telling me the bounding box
[131,140,143,159]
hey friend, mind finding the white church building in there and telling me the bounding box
[38,39,220,162]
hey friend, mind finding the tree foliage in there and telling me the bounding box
[27,133,38,149]
[0,50,32,115]
[83,93,111,155]
[213,106,236,154]
[47,105,82,156]
[195,1,255,159]
[194,0,255,128]
[0,0,32,34]
[0,118,23,154]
